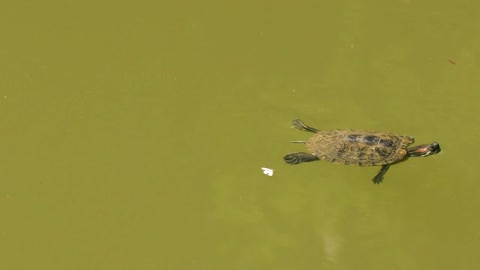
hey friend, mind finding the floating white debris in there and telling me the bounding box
[261,167,274,176]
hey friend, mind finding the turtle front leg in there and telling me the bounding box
[372,164,390,184]
[292,119,320,133]
[284,152,319,164]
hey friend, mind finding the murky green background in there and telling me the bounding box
[1,0,479,269]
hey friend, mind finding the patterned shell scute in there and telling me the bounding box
[305,129,415,166]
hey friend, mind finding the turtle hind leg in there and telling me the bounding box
[372,164,390,184]
[292,119,320,133]
[284,152,319,164]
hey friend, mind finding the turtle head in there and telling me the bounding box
[407,142,441,157]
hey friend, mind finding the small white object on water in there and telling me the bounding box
[261,167,274,176]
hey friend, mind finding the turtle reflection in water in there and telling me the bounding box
[283,119,441,184]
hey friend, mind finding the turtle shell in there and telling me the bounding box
[305,130,415,166]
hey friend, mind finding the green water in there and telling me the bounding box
[1,1,480,269]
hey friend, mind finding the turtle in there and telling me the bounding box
[283,119,441,184]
